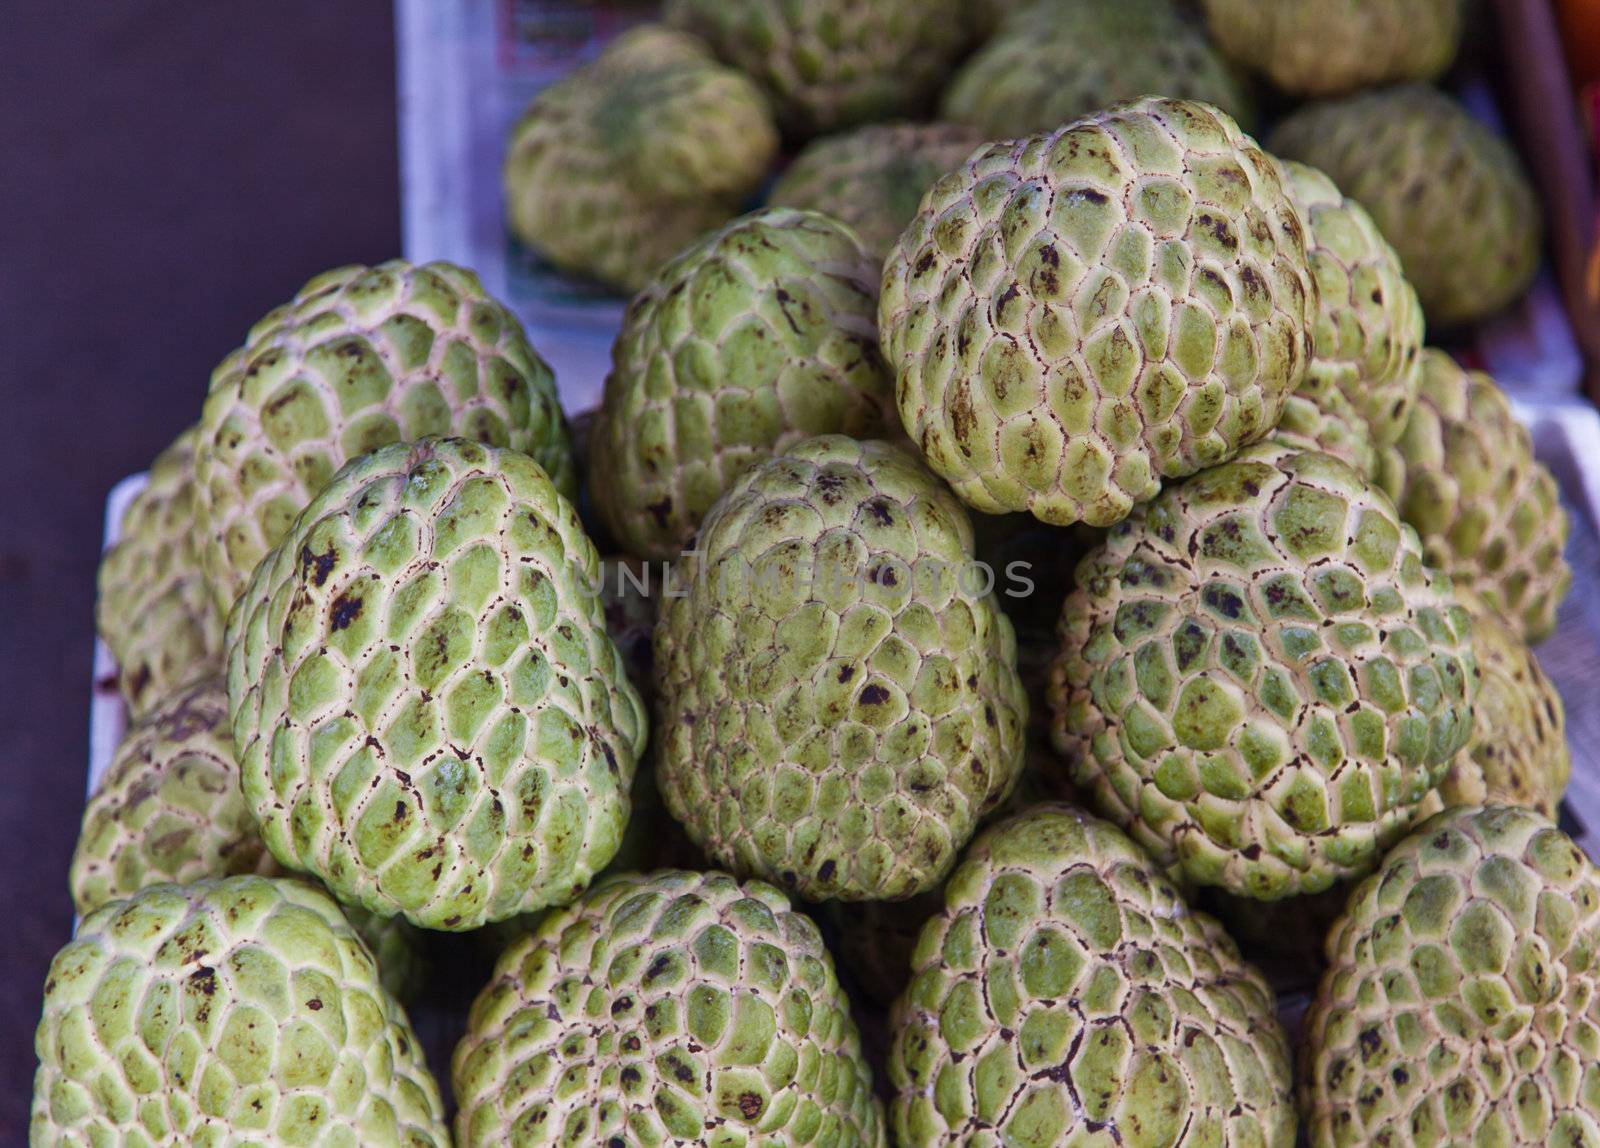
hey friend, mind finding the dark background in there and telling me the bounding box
[0,4,399,1136]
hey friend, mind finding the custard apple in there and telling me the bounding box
[451,869,885,1146]
[1271,85,1542,327]
[70,675,424,1002]
[31,876,448,1146]
[1440,589,1570,818]
[882,97,1316,527]
[942,0,1254,139]
[227,437,647,931]
[72,676,274,917]
[1047,443,1478,899]
[1302,804,1600,1148]
[195,259,574,611]
[767,123,987,262]
[1387,350,1571,644]
[1203,0,1461,97]
[1269,374,1380,481]
[588,208,896,561]
[503,25,778,294]
[96,427,222,717]
[889,804,1296,1147]
[818,890,944,1007]
[664,0,970,139]
[655,435,1028,901]
[1279,159,1424,448]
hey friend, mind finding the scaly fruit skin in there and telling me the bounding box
[1270,373,1380,481]
[1388,350,1571,644]
[664,0,969,139]
[1204,0,1460,97]
[943,0,1254,139]
[195,260,573,611]
[227,438,647,931]
[1441,590,1570,818]
[589,208,895,561]
[1302,805,1600,1148]
[890,804,1295,1147]
[656,436,1027,901]
[503,26,778,294]
[1279,160,1424,448]
[1048,444,1477,899]
[882,97,1316,528]
[1271,85,1542,327]
[96,427,222,717]
[452,869,885,1147]
[767,123,987,262]
[70,676,425,1002]
[71,677,273,917]
[31,876,448,1146]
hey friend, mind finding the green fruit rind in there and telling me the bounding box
[768,122,988,262]
[1203,0,1460,96]
[227,437,646,931]
[451,869,885,1147]
[1388,350,1571,644]
[195,259,574,611]
[71,676,274,917]
[31,876,448,1146]
[882,97,1316,528]
[1270,85,1542,327]
[944,0,1254,139]
[1302,805,1600,1148]
[889,804,1296,1147]
[1278,159,1424,449]
[96,427,223,717]
[1270,374,1380,482]
[1440,589,1570,818]
[664,0,969,138]
[503,25,779,293]
[656,435,1028,901]
[589,208,896,560]
[1048,443,1477,900]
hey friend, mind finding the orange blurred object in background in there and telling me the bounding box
[1559,0,1600,87]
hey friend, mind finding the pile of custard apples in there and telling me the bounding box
[42,2,1584,1146]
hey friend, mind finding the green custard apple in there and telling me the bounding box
[31,876,448,1146]
[588,208,895,561]
[1269,373,1380,481]
[452,869,884,1146]
[1271,84,1542,327]
[227,437,647,931]
[96,426,222,717]
[943,0,1254,139]
[1048,443,1478,899]
[882,97,1316,527]
[195,259,574,611]
[1387,350,1571,644]
[1302,805,1600,1147]
[655,435,1027,901]
[71,675,424,1002]
[1278,159,1424,448]
[72,676,274,917]
[664,0,970,138]
[1440,589,1570,818]
[503,25,779,294]
[889,804,1296,1147]
[767,122,988,262]
[1203,0,1461,96]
